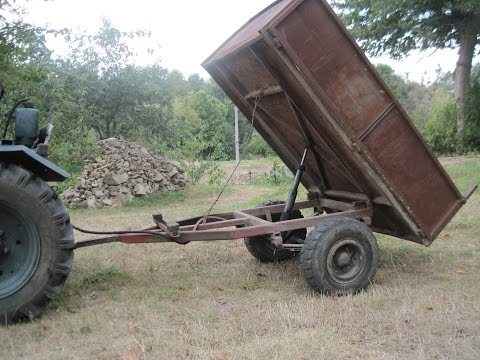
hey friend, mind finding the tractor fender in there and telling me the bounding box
[0,145,69,182]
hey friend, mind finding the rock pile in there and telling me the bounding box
[61,138,187,208]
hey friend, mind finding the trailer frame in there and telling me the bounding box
[74,198,373,249]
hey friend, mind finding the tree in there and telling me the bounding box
[463,64,480,150]
[203,79,253,158]
[375,64,408,101]
[334,0,480,143]
[0,0,53,136]
[165,69,190,97]
[187,73,205,91]
[169,90,228,159]
[66,20,170,140]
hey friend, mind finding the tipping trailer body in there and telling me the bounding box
[202,0,469,246]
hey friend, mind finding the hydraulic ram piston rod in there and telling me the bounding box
[279,145,309,233]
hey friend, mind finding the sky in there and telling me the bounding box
[23,0,478,83]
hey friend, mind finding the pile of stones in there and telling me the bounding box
[61,138,187,208]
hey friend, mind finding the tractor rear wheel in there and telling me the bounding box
[0,163,74,324]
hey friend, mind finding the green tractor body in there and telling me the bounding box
[1,106,69,181]
[0,97,74,324]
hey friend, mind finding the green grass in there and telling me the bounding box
[443,159,480,193]
[221,156,281,167]
[125,180,294,215]
[125,189,188,208]
[79,266,126,286]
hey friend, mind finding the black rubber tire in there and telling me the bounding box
[244,200,307,262]
[300,217,378,295]
[0,163,74,324]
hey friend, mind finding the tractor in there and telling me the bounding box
[0,86,74,324]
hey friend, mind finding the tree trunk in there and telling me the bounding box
[453,29,476,142]
[105,119,111,139]
[92,125,103,140]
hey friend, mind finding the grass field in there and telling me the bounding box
[1,157,480,359]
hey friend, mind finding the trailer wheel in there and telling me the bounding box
[300,217,378,294]
[244,200,306,262]
[0,163,74,324]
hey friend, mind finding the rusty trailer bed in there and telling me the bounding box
[202,0,474,246]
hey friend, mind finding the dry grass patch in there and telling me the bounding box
[1,166,479,359]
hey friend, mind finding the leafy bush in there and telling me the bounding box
[207,164,227,185]
[422,93,457,154]
[246,132,275,158]
[48,131,99,194]
[463,70,480,152]
[54,172,78,195]
[180,160,223,184]
[252,160,292,185]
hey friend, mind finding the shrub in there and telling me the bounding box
[252,160,292,185]
[463,72,480,152]
[246,132,275,158]
[422,93,457,154]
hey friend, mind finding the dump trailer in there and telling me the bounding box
[202,0,477,246]
[1,0,476,324]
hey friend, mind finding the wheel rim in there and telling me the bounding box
[0,201,41,299]
[326,238,366,284]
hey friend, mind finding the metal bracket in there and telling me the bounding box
[152,214,189,245]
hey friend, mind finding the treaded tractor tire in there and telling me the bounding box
[0,163,74,324]
[300,217,378,295]
[244,200,306,262]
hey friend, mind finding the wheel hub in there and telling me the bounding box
[0,203,41,299]
[327,238,366,284]
[335,250,352,268]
